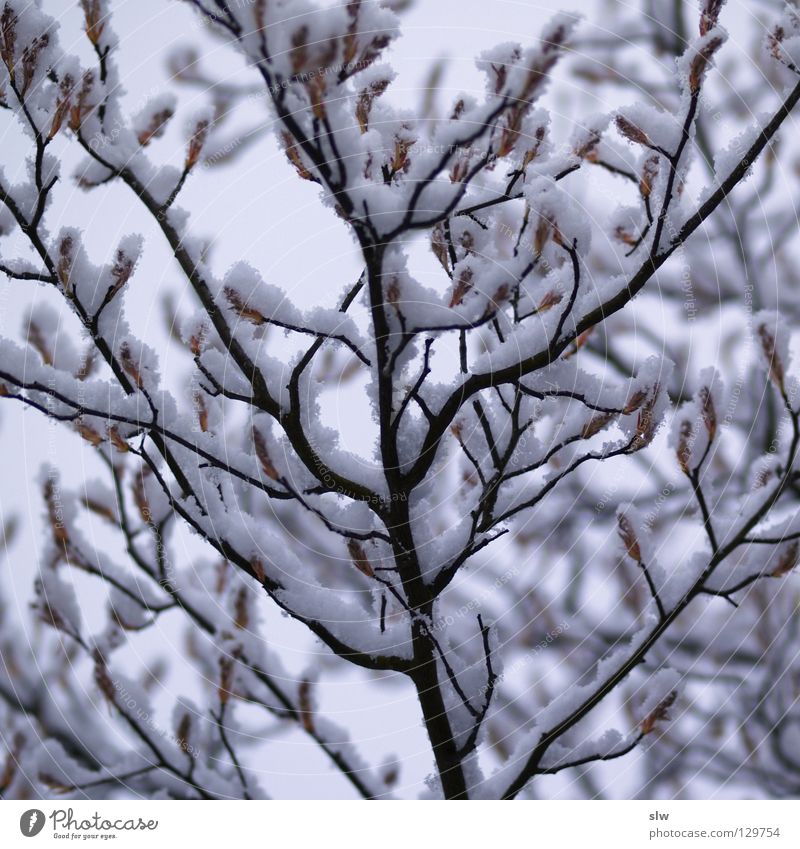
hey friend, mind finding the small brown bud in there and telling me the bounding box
[757,323,785,391]
[581,412,614,439]
[76,421,104,447]
[676,418,694,474]
[391,136,414,174]
[562,326,594,360]
[573,128,602,161]
[641,690,678,734]
[347,539,374,578]
[0,5,18,80]
[194,391,208,433]
[449,267,474,308]
[43,478,69,544]
[386,276,402,311]
[449,154,471,184]
[305,74,327,120]
[617,513,641,562]
[81,495,115,523]
[119,342,144,389]
[282,132,317,182]
[57,234,75,292]
[615,115,650,147]
[137,107,174,147]
[189,325,207,356]
[107,426,129,453]
[772,541,799,578]
[537,289,563,313]
[489,283,510,310]
[768,26,787,66]
[132,469,152,524]
[25,317,53,365]
[234,586,249,630]
[218,656,234,704]
[631,386,660,449]
[640,155,659,199]
[298,679,315,733]
[689,37,723,94]
[614,225,636,246]
[356,78,390,134]
[93,655,117,705]
[253,427,279,480]
[623,389,648,415]
[224,286,266,325]
[250,556,267,586]
[700,1,724,37]
[754,467,773,489]
[185,117,210,170]
[20,32,49,97]
[175,712,192,755]
[431,224,451,274]
[68,70,95,131]
[80,0,106,47]
[290,25,309,72]
[498,107,525,158]
[698,386,717,440]
[108,247,135,300]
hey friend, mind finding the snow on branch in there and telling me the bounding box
[1,0,800,800]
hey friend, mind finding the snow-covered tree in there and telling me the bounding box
[1,0,799,799]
